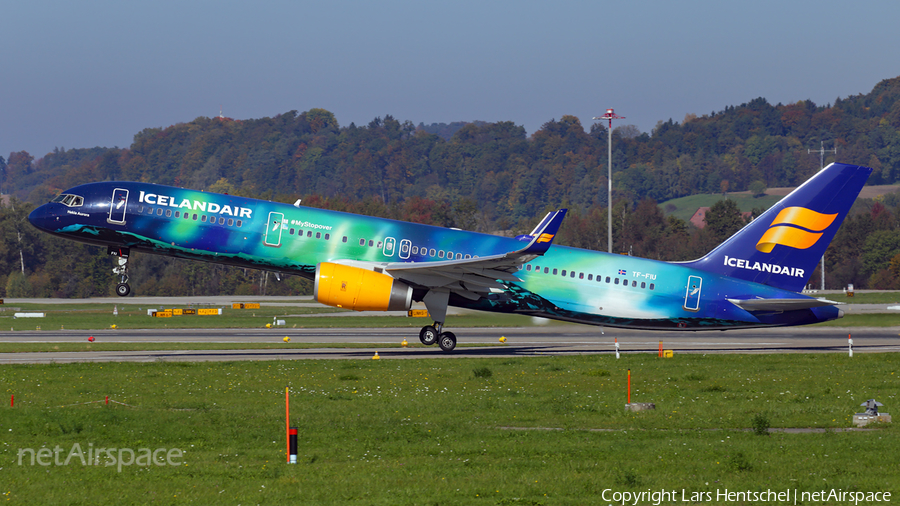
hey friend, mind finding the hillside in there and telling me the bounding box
[3,76,900,231]
[661,184,900,223]
[1,78,900,297]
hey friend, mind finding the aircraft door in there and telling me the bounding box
[108,188,129,225]
[683,275,702,312]
[264,212,285,247]
[398,239,411,260]
[383,237,396,257]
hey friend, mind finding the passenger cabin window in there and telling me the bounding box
[429,248,436,256]
[343,236,348,243]
[359,239,365,246]
[165,210,172,217]
[316,232,321,239]
[227,219,234,226]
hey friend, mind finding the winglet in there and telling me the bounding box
[518,209,567,255]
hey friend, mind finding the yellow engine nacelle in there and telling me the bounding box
[314,262,412,312]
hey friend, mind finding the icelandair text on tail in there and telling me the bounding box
[723,255,805,278]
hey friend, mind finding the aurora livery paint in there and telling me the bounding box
[28,162,871,351]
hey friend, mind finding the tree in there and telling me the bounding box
[704,199,745,243]
[749,180,767,197]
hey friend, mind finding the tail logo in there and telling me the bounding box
[755,207,837,253]
[536,233,555,244]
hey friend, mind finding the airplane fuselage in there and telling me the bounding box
[28,181,840,330]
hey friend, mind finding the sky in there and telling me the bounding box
[3,0,899,160]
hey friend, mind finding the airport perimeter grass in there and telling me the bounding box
[0,304,547,331]
[2,354,898,504]
[0,300,895,332]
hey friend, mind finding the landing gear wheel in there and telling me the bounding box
[111,252,132,297]
[438,331,457,352]
[115,283,131,297]
[419,325,438,346]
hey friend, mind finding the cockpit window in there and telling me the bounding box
[51,194,84,207]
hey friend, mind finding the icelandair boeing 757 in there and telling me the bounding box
[28,163,871,351]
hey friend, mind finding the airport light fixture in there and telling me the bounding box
[593,108,625,253]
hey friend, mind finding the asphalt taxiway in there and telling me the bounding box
[0,326,897,364]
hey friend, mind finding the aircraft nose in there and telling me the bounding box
[28,204,56,231]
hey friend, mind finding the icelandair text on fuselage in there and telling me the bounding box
[601,488,890,505]
[723,255,805,278]
[139,191,252,219]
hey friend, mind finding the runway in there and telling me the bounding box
[1,325,898,364]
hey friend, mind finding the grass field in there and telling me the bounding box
[0,297,895,334]
[659,194,783,222]
[2,354,898,504]
[0,304,550,332]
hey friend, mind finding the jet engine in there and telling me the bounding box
[314,262,412,312]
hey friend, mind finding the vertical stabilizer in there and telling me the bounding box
[684,163,871,292]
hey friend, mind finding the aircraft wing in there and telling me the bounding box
[726,297,840,312]
[382,209,567,300]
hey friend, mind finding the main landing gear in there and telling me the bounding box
[419,322,457,352]
[109,247,131,297]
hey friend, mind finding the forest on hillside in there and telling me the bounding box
[1,77,900,297]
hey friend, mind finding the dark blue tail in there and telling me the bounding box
[684,163,871,292]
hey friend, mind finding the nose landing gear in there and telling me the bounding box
[109,247,131,297]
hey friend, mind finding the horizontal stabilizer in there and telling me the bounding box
[727,297,839,312]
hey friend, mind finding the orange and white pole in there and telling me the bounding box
[627,369,631,404]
